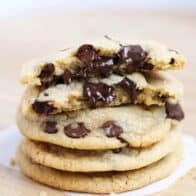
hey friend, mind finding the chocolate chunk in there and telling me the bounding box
[170,58,175,64]
[64,123,90,138]
[118,45,147,73]
[74,67,89,80]
[75,44,97,65]
[63,69,72,84]
[117,77,140,100]
[76,55,115,78]
[126,62,136,74]
[165,101,184,121]
[118,45,147,64]
[32,101,55,114]
[54,75,64,84]
[40,81,51,90]
[43,121,58,133]
[101,121,123,137]
[140,63,154,70]
[117,137,129,146]
[75,44,116,78]
[89,55,115,77]
[39,63,55,78]
[83,82,115,108]
[80,55,115,78]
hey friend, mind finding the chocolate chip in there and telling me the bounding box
[44,92,49,96]
[75,44,117,78]
[165,101,184,121]
[83,82,115,108]
[170,58,175,64]
[64,123,90,138]
[112,148,122,153]
[77,55,115,78]
[118,45,147,73]
[126,63,136,74]
[117,77,140,100]
[74,67,89,80]
[75,44,97,65]
[39,63,55,78]
[32,101,55,114]
[43,121,58,133]
[63,69,72,84]
[113,54,122,64]
[89,55,115,78]
[140,63,154,70]
[101,121,123,137]
[54,75,64,84]
[40,81,50,90]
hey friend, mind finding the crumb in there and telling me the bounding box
[9,158,16,166]
[39,191,48,196]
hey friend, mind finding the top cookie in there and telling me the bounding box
[20,39,186,86]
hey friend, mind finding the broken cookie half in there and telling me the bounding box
[20,39,186,86]
[21,71,184,117]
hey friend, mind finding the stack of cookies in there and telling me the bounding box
[16,39,186,194]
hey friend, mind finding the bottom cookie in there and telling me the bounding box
[17,145,182,194]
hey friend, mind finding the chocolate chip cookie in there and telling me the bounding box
[17,143,182,194]
[20,39,186,86]
[16,38,186,194]
[20,126,181,172]
[21,71,184,115]
[17,104,176,150]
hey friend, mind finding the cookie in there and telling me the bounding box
[17,144,182,194]
[21,71,184,115]
[17,104,175,150]
[21,126,181,172]
[20,39,186,86]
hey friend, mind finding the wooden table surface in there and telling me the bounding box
[0,8,195,195]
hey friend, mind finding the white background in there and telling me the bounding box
[0,0,196,18]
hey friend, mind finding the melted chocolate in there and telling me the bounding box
[118,45,147,73]
[117,77,140,100]
[32,101,55,114]
[63,69,72,84]
[89,55,115,77]
[165,101,184,121]
[64,122,90,138]
[101,121,123,137]
[43,121,58,133]
[83,82,115,108]
[75,44,97,65]
[38,44,150,86]
[39,63,55,78]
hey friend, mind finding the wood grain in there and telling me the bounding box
[0,8,195,195]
